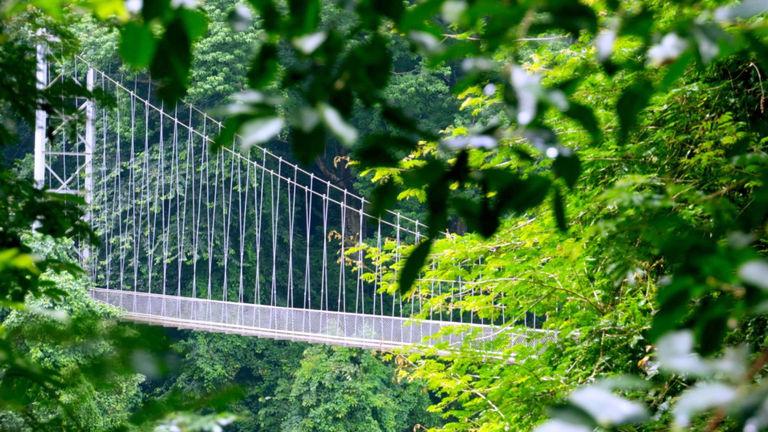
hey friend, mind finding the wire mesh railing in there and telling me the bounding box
[36,52,554,350]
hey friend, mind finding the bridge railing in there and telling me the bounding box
[35,51,552,350]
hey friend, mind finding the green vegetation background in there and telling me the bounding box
[0,0,767,431]
[1,1,450,430]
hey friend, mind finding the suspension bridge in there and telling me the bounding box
[33,51,553,352]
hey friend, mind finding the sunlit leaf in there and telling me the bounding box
[239,117,284,150]
[319,103,358,146]
[739,260,768,290]
[647,33,688,67]
[656,330,709,375]
[534,419,592,432]
[440,0,466,23]
[595,29,616,62]
[715,0,768,22]
[228,3,253,31]
[89,0,129,20]
[443,135,497,150]
[292,31,326,55]
[569,386,648,427]
[673,383,737,427]
[509,66,541,126]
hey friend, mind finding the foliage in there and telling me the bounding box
[0,2,242,431]
[225,0,768,296]
[22,3,442,432]
[138,332,437,432]
[153,333,303,431]
[281,345,438,432]
[0,266,143,431]
[395,15,768,432]
[2,0,768,431]
[0,237,223,431]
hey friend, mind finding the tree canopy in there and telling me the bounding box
[0,0,768,431]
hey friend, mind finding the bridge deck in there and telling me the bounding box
[90,289,542,350]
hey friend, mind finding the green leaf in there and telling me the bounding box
[649,277,693,341]
[381,104,436,139]
[746,31,768,73]
[620,9,653,39]
[346,34,392,101]
[534,419,592,432]
[564,103,601,143]
[212,117,244,153]
[545,403,597,430]
[402,160,448,189]
[529,2,597,36]
[616,78,652,143]
[119,22,156,68]
[715,0,768,22]
[354,134,417,168]
[659,51,694,91]
[0,249,37,273]
[247,43,279,88]
[426,179,449,237]
[478,195,499,238]
[692,24,724,64]
[145,9,207,103]
[178,8,208,40]
[289,125,325,165]
[46,192,86,205]
[553,187,567,232]
[446,149,469,185]
[141,0,171,21]
[491,172,551,214]
[246,0,280,33]
[398,239,433,295]
[451,196,480,226]
[228,3,253,32]
[150,17,193,103]
[372,0,404,21]
[552,152,581,189]
[693,296,731,355]
[288,0,320,35]
[399,0,442,32]
[370,180,400,217]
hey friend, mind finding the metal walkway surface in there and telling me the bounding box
[91,289,549,350]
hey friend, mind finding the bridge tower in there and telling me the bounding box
[34,35,95,268]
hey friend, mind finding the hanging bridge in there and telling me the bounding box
[33,52,553,352]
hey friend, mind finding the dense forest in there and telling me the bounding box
[1,0,768,431]
[1,1,453,430]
